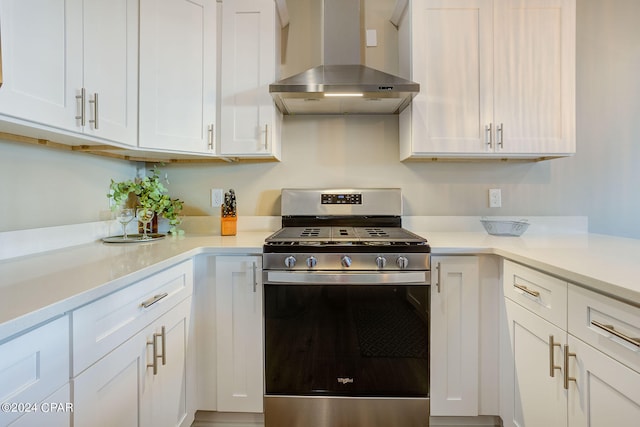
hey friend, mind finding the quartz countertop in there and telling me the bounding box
[1,229,639,342]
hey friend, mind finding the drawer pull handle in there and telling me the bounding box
[563,344,577,389]
[514,283,540,298]
[549,335,562,377]
[591,320,640,348]
[141,292,169,308]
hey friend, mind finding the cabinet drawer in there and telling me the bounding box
[73,259,193,375]
[568,284,640,373]
[503,260,567,328]
[0,316,69,427]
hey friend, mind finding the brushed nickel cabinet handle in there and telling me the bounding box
[264,124,269,150]
[549,335,562,377]
[89,93,99,129]
[252,262,258,293]
[497,123,504,148]
[146,326,166,375]
[159,326,166,366]
[435,262,442,293]
[147,332,159,375]
[208,124,214,151]
[591,320,640,348]
[514,282,540,298]
[140,292,169,309]
[75,88,86,126]
[485,123,492,148]
[563,344,577,389]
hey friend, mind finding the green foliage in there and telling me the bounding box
[108,166,184,234]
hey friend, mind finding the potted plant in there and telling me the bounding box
[108,166,184,235]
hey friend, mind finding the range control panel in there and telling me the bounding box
[321,193,362,205]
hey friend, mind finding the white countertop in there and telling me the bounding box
[1,228,639,342]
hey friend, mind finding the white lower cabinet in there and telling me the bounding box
[503,298,568,426]
[567,335,640,426]
[72,261,195,427]
[215,255,263,413]
[501,260,640,427]
[430,256,480,416]
[74,296,193,427]
[0,316,70,427]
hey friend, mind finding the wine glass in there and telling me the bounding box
[116,207,135,240]
[136,208,155,240]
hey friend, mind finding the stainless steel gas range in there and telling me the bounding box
[262,188,431,427]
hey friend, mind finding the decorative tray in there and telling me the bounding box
[102,233,166,243]
[480,218,529,236]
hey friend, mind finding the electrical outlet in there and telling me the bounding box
[489,188,502,208]
[211,189,224,207]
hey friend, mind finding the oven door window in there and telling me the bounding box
[264,284,429,397]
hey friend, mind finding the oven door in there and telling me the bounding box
[263,270,430,398]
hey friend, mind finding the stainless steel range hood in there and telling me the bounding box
[269,0,419,115]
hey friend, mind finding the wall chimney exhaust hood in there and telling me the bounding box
[269,0,419,115]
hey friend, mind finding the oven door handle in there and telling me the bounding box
[265,271,429,285]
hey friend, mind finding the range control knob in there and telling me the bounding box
[306,256,318,269]
[284,256,297,269]
[375,256,387,269]
[341,256,352,268]
[396,256,409,269]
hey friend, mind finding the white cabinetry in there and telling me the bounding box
[430,256,480,416]
[138,0,217,155]
[215,255,264,412]
[0,0,138,146]
[0,316,70,427]
[566,285,640,426]
[501,260,569,426]
[72,260,195,427]
[399,0,575,160]
[501,260,640,427]
[219,0,282,159]
[503,298,568,426]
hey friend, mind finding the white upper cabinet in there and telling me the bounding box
[400,0,575,160]
[219,0,282,159]
[0,0,138,146]
[138,0,217,155]
[493,0,576,155]
[0,0,80,130]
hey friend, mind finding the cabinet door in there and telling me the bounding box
[493,0,575,154]
[502,298,567,427]
[82,0,138,145]
[220,0,281,158]
[139,0,217,154]
[74,297,193,427]
[8,384,71,427]
[406,0,493,155]
[430,256,480,416]
[0,0,81,130]
[567,335,640,427]
[215,256,263,412]
[144,297,194,427]
[73,326,145,427]
[0,316,70,427]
